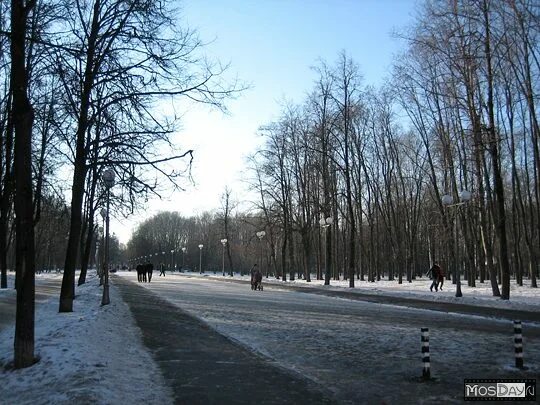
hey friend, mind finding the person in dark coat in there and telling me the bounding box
[136,264,144,282]
[250,264,258,290]
[145,262,153,282]
[437,265,446,291]
[254,269,263,291]
[159,262,166,277]
[426,262,441,292]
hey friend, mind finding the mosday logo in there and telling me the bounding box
[464,379,536,401]
[496,382,532,397]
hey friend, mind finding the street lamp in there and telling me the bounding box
[99,209,106,278]
[319,217,333,228]
[198,244,204,273]
[220,239,228,276]
[319,216,333,284]
[442,190,472,297]
[96,225,104,285]
[101,169,115,306]
[181,247,187,271]
[170,249,174,271]
[256,231,266,277]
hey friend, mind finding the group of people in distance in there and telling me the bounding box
[136,259,444,293]
[427,262,446,292]
[136,262,154,282]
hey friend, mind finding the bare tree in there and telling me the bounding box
[219,186,236,276]
[56,0,242,312]
[11,0,37,369]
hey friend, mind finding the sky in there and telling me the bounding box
[1,272,538,403]
[112,0,419,244]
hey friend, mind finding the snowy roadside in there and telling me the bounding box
[0,273,174,405]
[180,271,540,312]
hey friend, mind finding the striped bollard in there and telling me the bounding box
[421,327,430,379]
[514,320,523,368]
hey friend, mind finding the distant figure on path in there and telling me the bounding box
[250,264,258,290]
[136,264,145,282]
[426,262,441,292]
[437,265,446,291]
[159,262,166,277]
[145,262,154,282]
[254,269,263,291]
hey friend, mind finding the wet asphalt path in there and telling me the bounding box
[117,273,540,404]
[114,275,335,405]
[189,275,540,324]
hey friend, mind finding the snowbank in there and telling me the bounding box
[0,273,173,405]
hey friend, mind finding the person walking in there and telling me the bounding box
[426,262,441,292]
[159,262,166,277]
[437,265,446,291]
[249,264,258,290]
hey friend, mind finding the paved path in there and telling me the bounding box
[186,274,540,323]
[117,272,540,404]
[114,276,335,405]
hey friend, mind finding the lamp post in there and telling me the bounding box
[198,244,204,273]
[97,225,104,285]
[99,209,105,278]
[256,231,266,278]
[319,216,333,285]
[220,239,228,276]
[442,190,472,298]
[161,251,165,270]
[181,247,186,271]
[170,249,175,271]
[101,169,115,306]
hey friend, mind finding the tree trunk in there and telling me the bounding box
[11,0,37,369]
[78,219,94,286]
[483,0,511,299]
[59,0,101,312]
[0,97,13,289]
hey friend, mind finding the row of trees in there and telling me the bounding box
[1,0,238,368]
[248,0,539,299]
[128,1,539,301]
[127,210,261,275]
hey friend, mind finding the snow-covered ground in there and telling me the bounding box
[180,269,540,312]
[0,273,173,405]
[0,270,538,404]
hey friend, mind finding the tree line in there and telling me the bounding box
[128,1,540,302]
[1,0,238,368]
[248,0,539,299]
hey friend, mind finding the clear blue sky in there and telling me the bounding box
[184,0,417,113]
[115,0,419,243]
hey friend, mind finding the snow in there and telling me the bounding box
[0,273,173,405]
[180,270,540,312]
[0,269,538,404]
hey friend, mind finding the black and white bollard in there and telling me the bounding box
[514,320,523,368]
[421,327,430,379]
